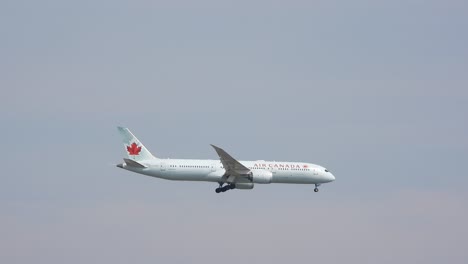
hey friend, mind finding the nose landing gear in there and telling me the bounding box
[215,183,235,193]
[314,184,320,192]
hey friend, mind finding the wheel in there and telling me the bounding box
[314,188,319,192]
[215,188,221,193]
[229,184,236,189]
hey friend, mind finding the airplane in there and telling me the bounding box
[116,127,335,193]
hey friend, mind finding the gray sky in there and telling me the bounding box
[1,0,467,263]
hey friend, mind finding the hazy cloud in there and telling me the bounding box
[1,0,467,263]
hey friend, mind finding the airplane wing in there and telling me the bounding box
[210,145,251,177]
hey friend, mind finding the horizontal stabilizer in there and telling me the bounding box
[123,158,147,168]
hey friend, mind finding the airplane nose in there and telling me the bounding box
[328,173,335,182]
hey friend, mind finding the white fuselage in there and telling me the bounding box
[119,159,335,185]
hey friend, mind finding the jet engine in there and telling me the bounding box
[250,169,273,184]
[234,182,254,189]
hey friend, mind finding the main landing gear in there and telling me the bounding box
[314,184,320,193]
[215,183,236,193]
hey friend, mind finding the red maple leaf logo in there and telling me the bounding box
[303,164,309,168]
[127,142,142,155]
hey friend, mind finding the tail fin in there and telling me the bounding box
[117,127,157,161]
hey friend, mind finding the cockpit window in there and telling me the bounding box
[324,169,329,172]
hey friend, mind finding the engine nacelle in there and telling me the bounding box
[234,182,254,189]
[250,169,273,184]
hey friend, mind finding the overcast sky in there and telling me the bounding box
[1,0,468,263]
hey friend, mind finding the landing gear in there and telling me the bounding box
[215,183,236,193]
[314,184,320,193]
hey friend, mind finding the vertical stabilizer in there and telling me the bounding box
[117,127,157,161]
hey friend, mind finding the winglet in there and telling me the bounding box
[210,144,223,155]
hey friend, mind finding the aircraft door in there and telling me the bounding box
[211,163,217,172]
[160,162,166,171]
